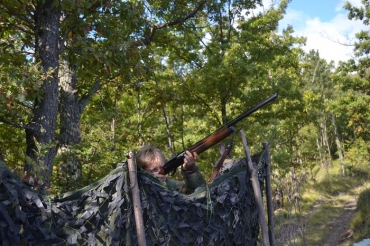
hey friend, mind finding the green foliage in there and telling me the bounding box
[0,26,45,129]
[314,172,368,196]
[336,0,370,144]
[2,2,370,245]
[22,137,58,186]
[356,188,370,215]
[351,188,370,241]
[0,124,25,171]
[345,138,370,174]
[0,0,369,197]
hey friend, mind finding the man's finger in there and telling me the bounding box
[193,152,199,160]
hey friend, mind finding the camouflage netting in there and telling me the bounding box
[0,157,260,246]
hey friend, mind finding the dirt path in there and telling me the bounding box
[274,197,358,246]
[321,198,357,246]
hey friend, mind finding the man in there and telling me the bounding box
[136,145,206,194]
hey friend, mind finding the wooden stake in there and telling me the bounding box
[240,130,270,246]
[263,142,276,246]
[208,142,232,183]
[127,151,147,246]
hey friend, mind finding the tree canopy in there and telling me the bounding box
[0,0,369,194]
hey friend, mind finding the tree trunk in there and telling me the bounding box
[318,124,330,177]
[161,107,175,154]
[57,60,82,189]
[155,79,175,155]
[59,61,82,146]
[321,119,332,166]
[136,85,143,145]
[25,0,61,187]
[316,138,324,167]
[331,114,345,176]
[57,58,102,190]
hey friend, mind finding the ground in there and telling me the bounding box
[321,198,357,246]
[274,188,362,246]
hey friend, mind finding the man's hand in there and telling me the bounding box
[182,150,198,170]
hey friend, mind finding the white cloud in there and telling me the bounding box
[249,0,367,65]
[297,15,358,64]
[278,0,367,66]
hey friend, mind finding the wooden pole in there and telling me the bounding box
[240,130,270,246]
[127,151,147,246]
[208,142,232,183]
[263,142,276,246]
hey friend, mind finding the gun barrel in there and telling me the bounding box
[225,93,278,127]
[162,93,278,174]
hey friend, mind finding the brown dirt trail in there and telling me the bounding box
[321,198,357,246]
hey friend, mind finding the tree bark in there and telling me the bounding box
[59,61,81,146]
[57,60,82,189]
[331,113,345,176]
[321,119,332,166]
[58,56,102,189]
[25,0,61,186]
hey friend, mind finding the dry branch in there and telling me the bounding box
[240,130,270,246]
[127,151,147,246]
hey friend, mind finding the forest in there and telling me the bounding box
[0,0,369,202]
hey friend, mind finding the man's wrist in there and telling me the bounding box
[182,163,198,172]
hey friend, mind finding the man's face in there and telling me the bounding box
[144,158,167,183]
[144,159,164,175]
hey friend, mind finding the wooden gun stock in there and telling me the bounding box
[188,126,236,155]
[160,93,278,175]
[160,126,236,174]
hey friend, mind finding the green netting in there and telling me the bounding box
[0,158,260,245]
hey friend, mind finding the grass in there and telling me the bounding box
[351,188,370,242]
[306,168,369,245]
[304,198,346,245]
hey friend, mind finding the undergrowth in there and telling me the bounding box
[273,160,370,246]
[351,188,370,242]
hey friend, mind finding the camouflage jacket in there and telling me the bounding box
[166,164,206,194]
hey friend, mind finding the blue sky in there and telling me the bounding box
[287,0,344,22]
[260,0,367,65]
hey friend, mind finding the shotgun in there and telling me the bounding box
[160,93,278,175]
